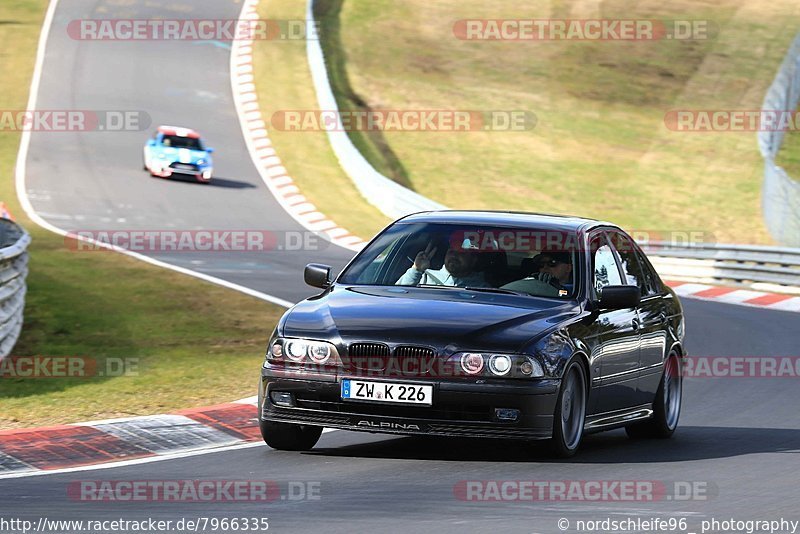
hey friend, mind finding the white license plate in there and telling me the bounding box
[341,379,433,405]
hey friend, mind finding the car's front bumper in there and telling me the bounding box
[259,368,560,440]
[150,162,212,180]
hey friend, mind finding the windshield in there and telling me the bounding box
[338,222,581,298]
[161,134,204,150]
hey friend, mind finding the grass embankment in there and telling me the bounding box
[775,113,800,178]
[252,0,390,240]
[280,0,800,244]
[0,1,284,429]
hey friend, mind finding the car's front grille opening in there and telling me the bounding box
[293,391,493,422]
[395,346,437,377]
[169,162,199,171]
[347,343,440,377]
[347,343,390,371]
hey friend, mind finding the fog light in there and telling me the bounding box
[494,408,520,422]
[270,391,295,407]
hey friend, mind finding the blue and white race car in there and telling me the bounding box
[143,125,214,183]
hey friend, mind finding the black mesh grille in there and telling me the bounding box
[348,343,390,371]
[395,346,435,359]
[395,346,437,377]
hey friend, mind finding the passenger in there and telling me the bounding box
[396,238,490,287]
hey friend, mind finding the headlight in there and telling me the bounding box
[460,353,484,375]
[284,340,308,362]
[488,354,512,376]
[265,337,341,369]
[449,352,545,379]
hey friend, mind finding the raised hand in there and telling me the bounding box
[413,241,438,272]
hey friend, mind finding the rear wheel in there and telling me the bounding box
[260,419,322,451]
[549,360,587,458]
[626,351,682,439]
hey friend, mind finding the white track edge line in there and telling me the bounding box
[13,0,293,310]
[229,0,364,254]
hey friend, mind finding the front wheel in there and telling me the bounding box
[626,351,682,439]
[260,419,322,451]
[549,360,588,458]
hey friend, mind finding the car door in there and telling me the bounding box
[587,231,642,414]
[608,231,670,406]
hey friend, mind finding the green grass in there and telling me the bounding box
[775,108,800,177]
[261,0,800,245]
[0,1,284,429]
[253,0,391,240]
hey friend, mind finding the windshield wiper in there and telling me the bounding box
[462,286,529,296]
[415,285,527,296]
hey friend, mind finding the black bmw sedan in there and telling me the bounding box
[258,211,685,457]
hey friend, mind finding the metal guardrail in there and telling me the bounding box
[759,33,800,247]
[643,241,800,291]
[0,218,30,360]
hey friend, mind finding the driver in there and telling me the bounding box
[396,237,490,287]
[528,250,574,291]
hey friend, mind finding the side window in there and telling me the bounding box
[591,234,622,293]
[608,232,648,296]
[634,247,664,295]
[352,235,404,284]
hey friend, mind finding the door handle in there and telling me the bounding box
[658,312,668,324]
[631,318,640,331]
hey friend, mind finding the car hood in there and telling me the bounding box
[282,285,580,353]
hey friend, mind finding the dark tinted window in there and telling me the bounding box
[633,246,663,295]
[589,233,622,297]
[338,222,581,298]
[161,134,204,150]
[608,231,650,296]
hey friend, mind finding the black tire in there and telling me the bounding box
[626,351,682,439]
[549,359,588,458]
[260,419,322,451]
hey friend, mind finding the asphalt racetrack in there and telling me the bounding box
[5,0,800,532]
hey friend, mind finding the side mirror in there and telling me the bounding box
[206,147,215,153]
[146,139,155,146]
[597,285,640,310]
[304,263,331,289]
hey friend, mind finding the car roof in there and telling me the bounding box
[157,125,201,139]
[398,210,615,233]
